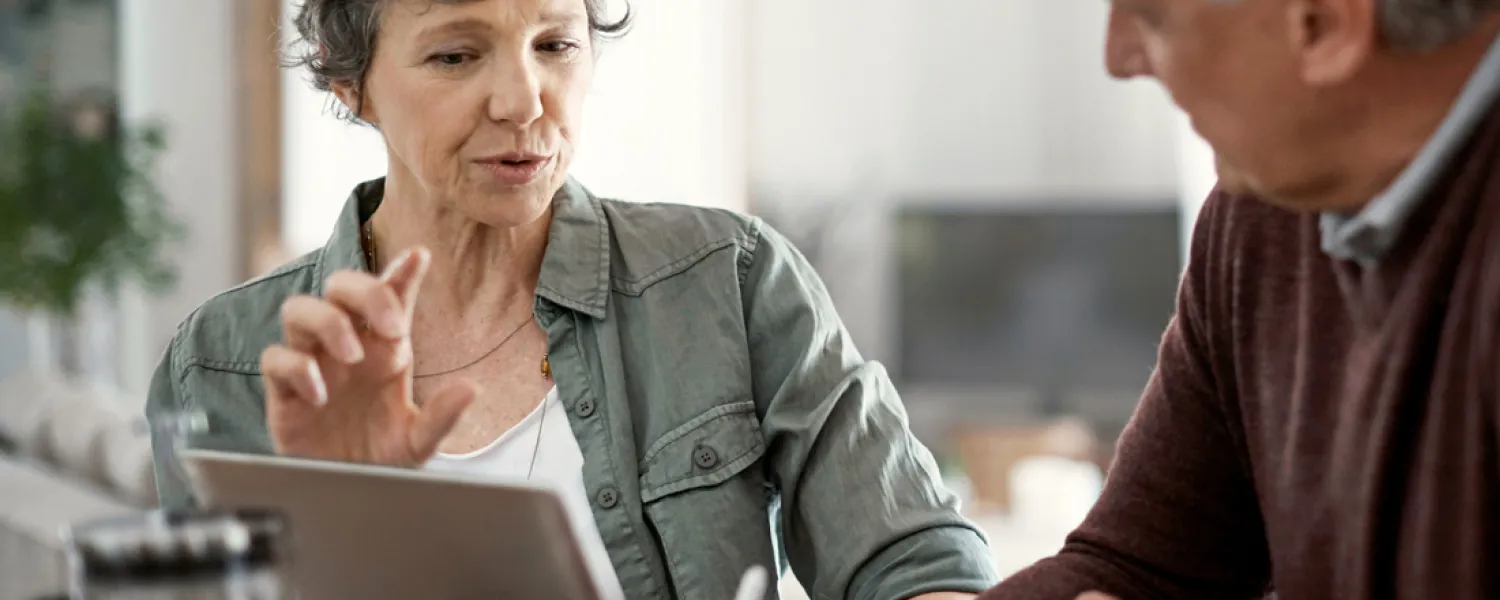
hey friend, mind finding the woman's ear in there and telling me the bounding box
[332,82,378,125]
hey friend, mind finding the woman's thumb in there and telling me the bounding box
[408,381,477,460]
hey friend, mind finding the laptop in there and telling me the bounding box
[180,448,614,600]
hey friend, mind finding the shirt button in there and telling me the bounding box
[596,486,620,509]
[576,398,596,418]
[692,445,719,470]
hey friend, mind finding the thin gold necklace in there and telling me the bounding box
[363,219,552,380]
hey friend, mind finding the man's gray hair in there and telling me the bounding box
[1380,0,1500,50]
[1210,0,1498,51]
[283,0,632,123]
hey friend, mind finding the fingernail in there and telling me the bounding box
[307,362,328,406]
[381,249,413,280]
[340,335,364,364]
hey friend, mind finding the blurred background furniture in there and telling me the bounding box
[0,372,156,599]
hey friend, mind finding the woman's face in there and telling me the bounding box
[343,0,594,227]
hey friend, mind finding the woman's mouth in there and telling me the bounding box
[475,153,552,186]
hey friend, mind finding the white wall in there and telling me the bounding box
[748,0,1180,206]
[746,0,910,197]
[1175,114,1217,260]
[281,0,749,256]
[569,0,748,211]
[117,0,240,394]
[900,2,1180,203]
[280,45,388,256]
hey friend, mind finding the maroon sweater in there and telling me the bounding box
[982,110,1500,599]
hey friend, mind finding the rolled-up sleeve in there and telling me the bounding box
[145,335,195,510]
[739,219,998,600]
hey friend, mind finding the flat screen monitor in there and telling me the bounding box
[895,204,1182,423]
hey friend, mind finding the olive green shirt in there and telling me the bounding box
[146,178,997,599]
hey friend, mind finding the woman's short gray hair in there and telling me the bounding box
[284,0,632,123]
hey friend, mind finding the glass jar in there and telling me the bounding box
[62,509,292,600]
[147,408,210,494]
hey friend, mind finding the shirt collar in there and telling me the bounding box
[313,177,611,319]
[1320,32,1500,265]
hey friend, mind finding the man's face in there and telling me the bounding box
[1106,0,1374,210]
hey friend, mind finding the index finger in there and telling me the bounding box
[381,246,431,318]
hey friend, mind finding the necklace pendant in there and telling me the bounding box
[541,355,551,379]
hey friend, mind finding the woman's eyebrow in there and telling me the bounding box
[413,8,588,44]
[537,7,588,27]
[414,17,494,45]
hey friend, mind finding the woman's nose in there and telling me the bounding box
[487,58,545,126]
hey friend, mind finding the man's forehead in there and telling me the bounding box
[1112,0,1265,19]
[1111,0,1262,9]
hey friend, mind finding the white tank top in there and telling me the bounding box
[423,388,625,600]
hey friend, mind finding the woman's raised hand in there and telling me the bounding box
[260,247,475,466]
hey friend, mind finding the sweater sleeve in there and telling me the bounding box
[980,191,1272,599]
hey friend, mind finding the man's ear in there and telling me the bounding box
[1288,0,1378,85]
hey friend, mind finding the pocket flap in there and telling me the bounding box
[638,401,766,503]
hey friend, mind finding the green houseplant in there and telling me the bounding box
[0,89,182,375]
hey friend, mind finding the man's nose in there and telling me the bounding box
[1103,11,1152,80]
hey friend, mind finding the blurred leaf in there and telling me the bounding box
[0,88,183,315]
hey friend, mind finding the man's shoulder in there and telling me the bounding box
[1193,190,1313,268]
[595,197,766,291]
[169,250,324,371]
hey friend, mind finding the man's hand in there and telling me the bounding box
[1076,593,1119,600]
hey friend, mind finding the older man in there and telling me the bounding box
[980,0,1500,599]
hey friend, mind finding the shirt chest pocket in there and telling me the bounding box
[637,401,777,598]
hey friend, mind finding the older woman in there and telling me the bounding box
[145,0,995,598]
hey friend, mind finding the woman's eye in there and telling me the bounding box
[537,41,580,54]
[429,52,471,66]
